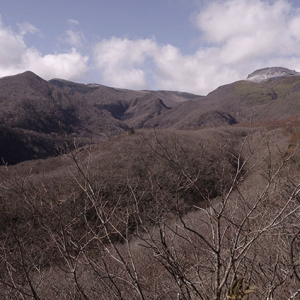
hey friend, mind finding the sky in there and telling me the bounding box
[1,0,300,95]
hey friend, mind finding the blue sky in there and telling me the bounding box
[1,0,300,94]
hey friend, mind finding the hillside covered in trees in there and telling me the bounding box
[0,68,300,299]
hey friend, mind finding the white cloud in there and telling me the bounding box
[195,0,290,44]
[91,36,243,93]
[153,45,241,94]
[93,37,157,89]
[0,17,89,81]
[0,19,26,69]
[68,19,80,26]
[3,1,300,94]
[18,21,42,36]
[91,0,300,94]
[64,29,86,48]
[194,0,300,62]
[23,48,89,80]
[188,0,300,91]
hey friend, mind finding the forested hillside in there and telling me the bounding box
[0,69,300,299]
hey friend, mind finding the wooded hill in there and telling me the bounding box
[0,68,300,299]
[2,68,300,165]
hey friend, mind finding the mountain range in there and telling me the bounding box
[1,67,300,299]
[1,66,300,164]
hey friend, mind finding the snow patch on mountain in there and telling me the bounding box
[246,67,300,82]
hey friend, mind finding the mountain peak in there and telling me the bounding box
[14,70,43,80]
[246,67,300,82]
[0,71,46,87]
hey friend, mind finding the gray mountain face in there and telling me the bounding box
[246,67,300,82]
[3,67,300,165]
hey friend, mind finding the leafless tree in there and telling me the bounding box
[0,127,299,299]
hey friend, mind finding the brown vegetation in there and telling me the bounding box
[0,126,299,299]
[4,70,300,165]
[1,70,300,298]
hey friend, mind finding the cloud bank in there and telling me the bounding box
[2,0,300,94]
[0,17,89,81]
[92,0,300,94]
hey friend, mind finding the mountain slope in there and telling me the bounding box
[49,78,201,127]
[2,68,300,164]
[0,72,201,164]
[0,72,129,164]
[163,70,300,126]
[204,75,300,122]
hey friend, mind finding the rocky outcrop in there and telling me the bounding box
[246,67,300,82]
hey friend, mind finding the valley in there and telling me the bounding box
[0,67,299,299]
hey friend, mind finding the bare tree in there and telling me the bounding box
[0,127,299,299]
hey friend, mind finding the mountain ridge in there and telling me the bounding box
[1,68,300,164]
[246,66,300,82]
